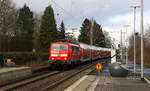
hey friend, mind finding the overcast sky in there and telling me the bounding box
[12,0,150,45]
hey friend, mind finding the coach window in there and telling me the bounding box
[72,46,79,51]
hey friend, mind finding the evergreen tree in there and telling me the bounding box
[38,5,57,52]
[79,18,106,47]
[59,21,65,41]
[16,5,34,51]
[93,21,106,47]
[78,18,91,44]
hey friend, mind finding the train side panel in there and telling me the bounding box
[69,44,81,64]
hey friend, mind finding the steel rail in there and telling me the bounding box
[1,71,61,91]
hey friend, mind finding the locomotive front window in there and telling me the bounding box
[60,44,68,50]
[52,44,59,50]
[52,44,68,50]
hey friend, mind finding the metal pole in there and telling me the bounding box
[133,7,136,73]
[126,27,128,65]
[123,32,126,63]
[122,31,125,63]
[140,0,144,80]
[124,25,130,64]
[120,29,123,61]
[90,19,94,61]
[130,5,141,73]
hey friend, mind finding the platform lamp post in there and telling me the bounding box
[140,0,144,80]
[130,5,141,73]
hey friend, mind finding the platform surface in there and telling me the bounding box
[0,67,32,84]
[0,67,31,73]
[65,64,150,91]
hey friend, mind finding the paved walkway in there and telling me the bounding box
[65,63,150,91]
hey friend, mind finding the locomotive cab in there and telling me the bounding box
[49,42,81,66]
[49,42,70,65]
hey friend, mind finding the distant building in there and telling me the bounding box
[65,28,80,39]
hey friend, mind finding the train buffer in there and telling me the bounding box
[65,63,150,91]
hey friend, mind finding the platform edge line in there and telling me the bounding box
[64,75,88,91]
[144,77,150,84]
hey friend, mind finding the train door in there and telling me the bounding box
[71,45,80,63]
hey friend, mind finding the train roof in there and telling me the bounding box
[51,42,114,51]
[78,42,113,51]
[51,42,79,47]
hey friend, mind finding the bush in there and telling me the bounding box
[0,52,49,66]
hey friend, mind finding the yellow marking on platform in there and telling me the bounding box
[95,63,103,70]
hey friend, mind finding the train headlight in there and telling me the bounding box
[51,54,58,56]
[64,58,67,60]
[52,58,54,60]
[60,54,68,57]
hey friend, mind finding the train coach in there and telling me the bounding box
[49,42,111,67]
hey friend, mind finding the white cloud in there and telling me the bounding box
[104,9,150,47]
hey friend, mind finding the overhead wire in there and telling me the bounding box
[50,0,87,29]
[70,0,85,19]
[51,0,76,19]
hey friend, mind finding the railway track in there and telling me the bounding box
[0,59,110,91]
[0,70,61,91]
[42,63,94,91]
[0,65,52,87]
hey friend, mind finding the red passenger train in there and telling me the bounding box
[49,42,111,66]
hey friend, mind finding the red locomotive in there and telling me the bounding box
[49,42,111,66]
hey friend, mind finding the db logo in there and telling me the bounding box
[95,63,103,70]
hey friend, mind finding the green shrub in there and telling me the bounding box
[0,52,49,65]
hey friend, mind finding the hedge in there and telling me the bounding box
[0,52,49,66]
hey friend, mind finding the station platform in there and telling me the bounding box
[65,64,150,91]
[0,67,32,85]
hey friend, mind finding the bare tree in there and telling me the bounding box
[103,31,112,48]
[128,31,150,67]
[145,27,150,46]
[0,0,18,51]
[33,13,42,51]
